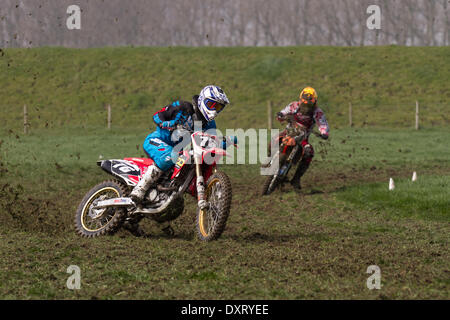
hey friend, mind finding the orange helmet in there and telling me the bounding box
[299,87,318,106]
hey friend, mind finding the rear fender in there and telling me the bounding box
[98,160,141,186]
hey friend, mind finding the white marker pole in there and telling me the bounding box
[415,101,419,130]
[267,100,272,130]
[412,172,417,182]
[389,178,395,190]
[107,104,111,130]
[24,104,29,134]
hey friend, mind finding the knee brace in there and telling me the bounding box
[302,143,314,164]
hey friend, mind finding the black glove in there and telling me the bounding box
[276,112,285,119]
[321,134,329,140]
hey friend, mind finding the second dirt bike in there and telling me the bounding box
[75,129,237,241]
[261,115,319,195]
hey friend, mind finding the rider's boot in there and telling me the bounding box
[290,160,310,190]
[130,165,164,203]
[123,217,147,237]
[160,221,175,236]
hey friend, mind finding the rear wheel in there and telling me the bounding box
[75,180,128,238]
[196,171,232,241]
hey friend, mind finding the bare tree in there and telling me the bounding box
[444,0,450,45]
[0,0,448,47]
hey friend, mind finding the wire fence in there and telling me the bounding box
[1,101,449,134]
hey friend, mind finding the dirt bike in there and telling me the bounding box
[261,114,320,195]
[75,128,237,241]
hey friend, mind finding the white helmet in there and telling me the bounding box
[197,85,230,121]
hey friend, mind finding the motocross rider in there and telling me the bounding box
[129,85,230,203]
[274,87,329,190]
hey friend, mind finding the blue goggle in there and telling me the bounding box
[204,98,226,113]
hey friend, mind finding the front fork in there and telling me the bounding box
[194,156,208,210]
[278,145,300,178]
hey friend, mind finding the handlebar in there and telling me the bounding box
[176,124,193,134]
[174,125,238,149]
[278,114,325,139]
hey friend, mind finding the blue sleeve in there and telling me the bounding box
[204,120,229,149]
[153,105,185,130]
[153,113,164,126]
[154,115,177,130]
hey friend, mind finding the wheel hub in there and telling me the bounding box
[88,197,107,219]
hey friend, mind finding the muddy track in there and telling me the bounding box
[0,165,448,236]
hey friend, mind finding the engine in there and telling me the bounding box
[146,188,160,203]
[143,168,185,222]
[144,169,176,206]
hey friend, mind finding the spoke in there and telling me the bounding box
[203,180,224,235]
[103,209,114,224]
[207,205,219,233]
[210,204,219,219]
[207,208,215,233]
[209,183,222,208]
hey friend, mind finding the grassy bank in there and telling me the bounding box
[1,46,449,131]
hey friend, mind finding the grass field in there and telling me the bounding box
[0,46,449,299]
[0,126,448,299]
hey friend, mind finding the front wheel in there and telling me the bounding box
[261,175,279,196]
[261,153,287,195]
[196,171,232,241]
[75,180,128,238]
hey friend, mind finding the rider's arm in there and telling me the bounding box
[202,120,236,149]
[203,120,228,149]
[277,102,296,121]
[153,102,187,130]
[314,107,330,139]
[205,121,225,149]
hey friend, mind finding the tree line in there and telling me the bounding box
[1,0,449,47]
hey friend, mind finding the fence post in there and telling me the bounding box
[107,104,111,129]
[349,102,353,127]
[415,101,419,130]
[267,100,272,129]
[24,105,29,134]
